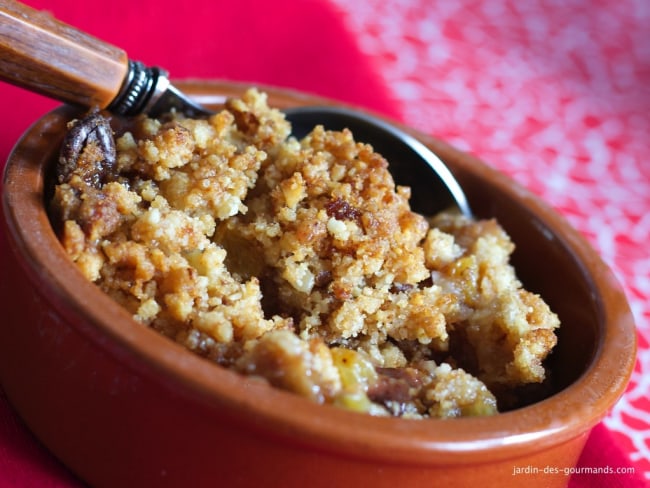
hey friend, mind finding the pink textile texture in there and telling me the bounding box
[0,0,648,486]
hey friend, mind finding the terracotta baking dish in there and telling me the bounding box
[0,82,636,488]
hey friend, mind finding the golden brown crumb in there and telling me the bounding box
[50,88,560,418]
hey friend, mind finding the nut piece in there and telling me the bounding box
[58,112,116,188]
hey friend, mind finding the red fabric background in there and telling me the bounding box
[0,1,647,487]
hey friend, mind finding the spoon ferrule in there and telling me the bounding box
[108,60,169,116]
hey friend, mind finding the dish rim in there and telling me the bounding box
[1,81,637,466]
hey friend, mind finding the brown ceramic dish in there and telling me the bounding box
[0,82,636,488]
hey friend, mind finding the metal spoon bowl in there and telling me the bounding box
[283,106,472,217]
[153,85,473,216]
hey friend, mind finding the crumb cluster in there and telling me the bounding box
[51,88,559,418]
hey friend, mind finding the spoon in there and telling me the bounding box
[0,0,471,217]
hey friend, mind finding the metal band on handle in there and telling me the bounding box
[107,60,170,116]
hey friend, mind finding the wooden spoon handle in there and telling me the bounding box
[0,0,128,109]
